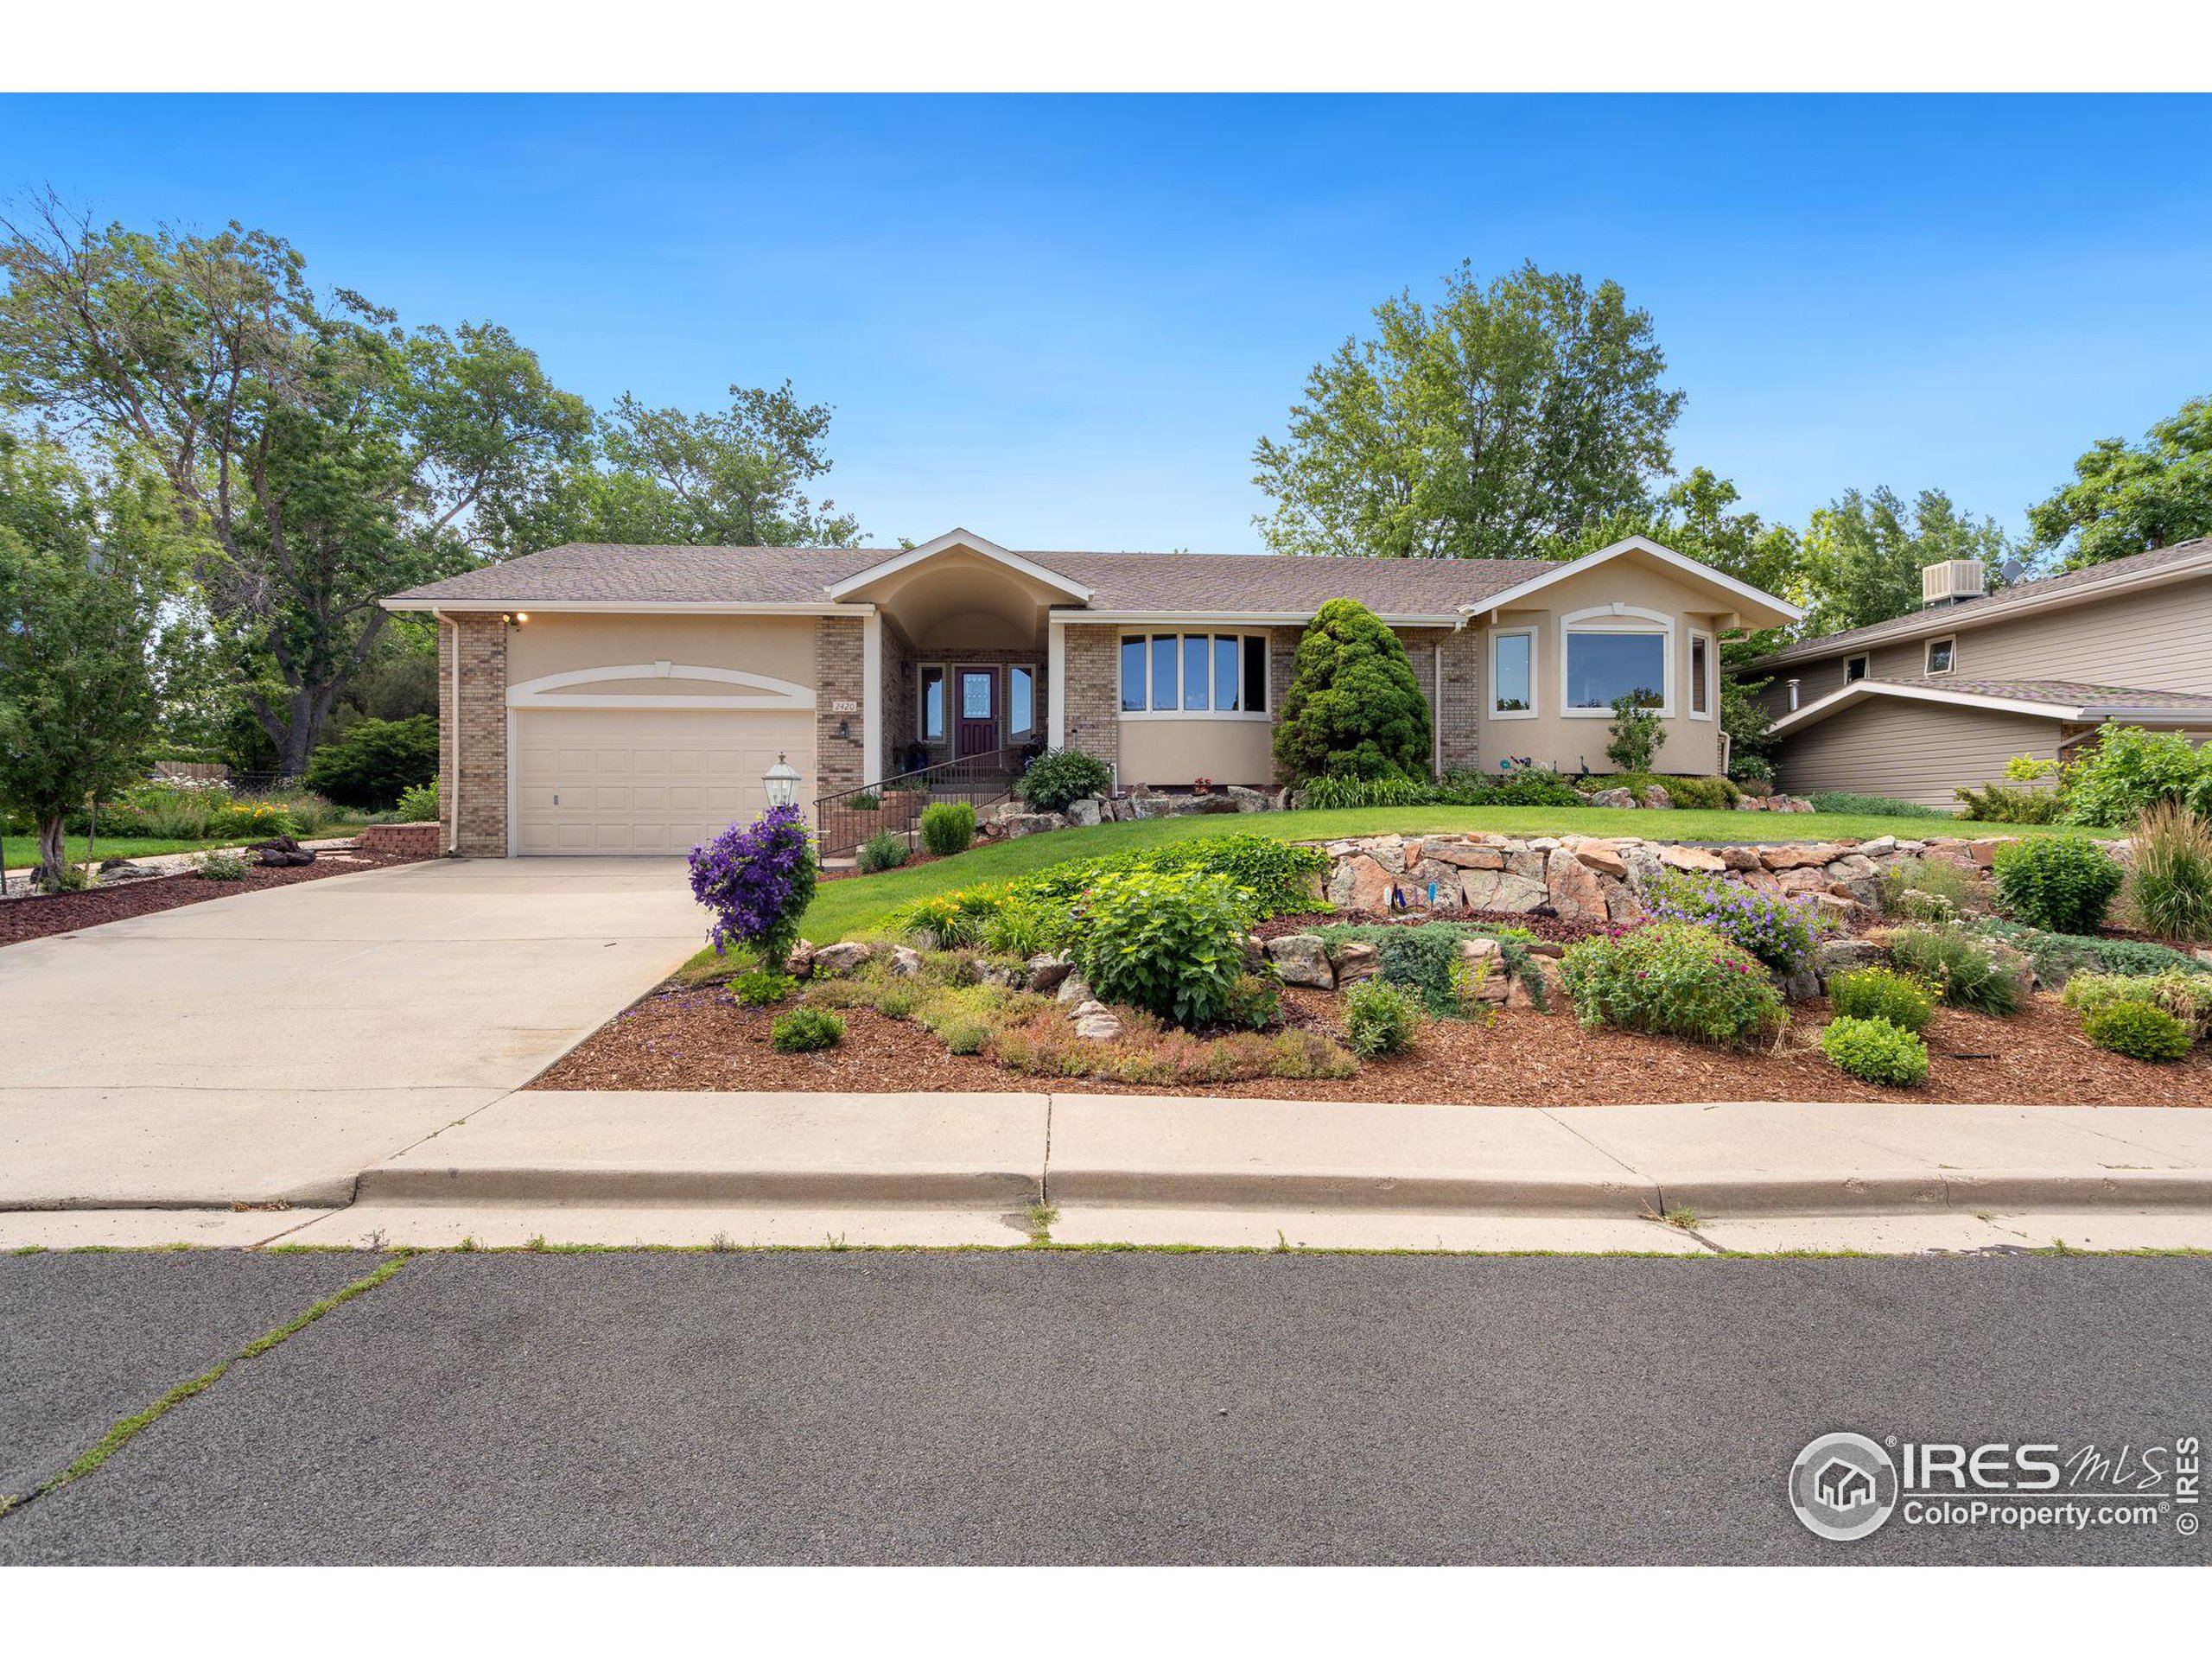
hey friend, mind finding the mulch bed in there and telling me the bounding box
[535,977,2212,1107]
[0,847,434,947]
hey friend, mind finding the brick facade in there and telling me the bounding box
[443,613,509,856]
[1396,625,1482,772]
[814,615,868,797]
[1058,624,1122,777]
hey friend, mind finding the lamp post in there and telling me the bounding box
[763,753,801,810]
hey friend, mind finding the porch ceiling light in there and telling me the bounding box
[764,753,802,809]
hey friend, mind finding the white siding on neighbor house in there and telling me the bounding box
[1774,700,2062,809]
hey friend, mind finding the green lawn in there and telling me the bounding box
[778,803,2056,946]
[0,827,368,870]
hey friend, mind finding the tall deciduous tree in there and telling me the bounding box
[1252,262,1683,561]
[2027,397,2212,570]
[0,196,591,774]
[0,436,203,887]
[1795,486,2018,636]
[485,383,862,553]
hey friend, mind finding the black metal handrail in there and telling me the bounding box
[811,746,1028,856]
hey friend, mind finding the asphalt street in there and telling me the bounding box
[2,1250,2205,1564]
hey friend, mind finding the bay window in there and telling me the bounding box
[1561,607,1672,716]
[1118,632,1270,717]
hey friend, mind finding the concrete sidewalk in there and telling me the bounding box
[182,1089,2212,1253]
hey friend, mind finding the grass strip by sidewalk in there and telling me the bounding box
[4,1253,412,1516]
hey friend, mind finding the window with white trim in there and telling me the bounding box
[1845,653,1869,683]
[1688,632,1712,719]
[1561,611,1670,715]
[1926,637,1956,675]
[918,664,947,741]
[1007,664,1038,738]
[1491,628,1535,717]
[1118,632,1269,717]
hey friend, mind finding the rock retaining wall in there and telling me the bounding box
[1313,830,2106,930]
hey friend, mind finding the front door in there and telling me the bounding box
[954,666,999,760]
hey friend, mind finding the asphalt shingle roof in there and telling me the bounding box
[1756,537,2212,667]
[390,543,1548,615]
[1866,675,2212,713]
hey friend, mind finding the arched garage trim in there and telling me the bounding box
[506,660,817,711]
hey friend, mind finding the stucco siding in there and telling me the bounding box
[1116,718,1274,786]
[1775,700,2060,808]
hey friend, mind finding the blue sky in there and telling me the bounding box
[3,93,2207,554]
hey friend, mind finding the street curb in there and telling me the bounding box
[353,1165,1045,1207]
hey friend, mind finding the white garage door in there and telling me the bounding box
[512,707,816,855]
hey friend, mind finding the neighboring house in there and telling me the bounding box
[1750,539,2212,807]
[384,529,1798,856]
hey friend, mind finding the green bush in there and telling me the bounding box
[1887,925,2027,1015]
[1604,693,1662,772]
[1992,836,2125,934]
[982,894,1067,958]
[394,779,440,823]
[2082,1000,2192,1064]
[304,715,439,810]
[1071,868,1254,1027]
[1016,748,1113,813]
[1820,1015,1929,1086]
[2061,970,2212,1041]
[1297,773,1433,810]
[1651,774,1740,811]
[194,849,251,881]
[1729,753,1776,787]
[730,970,796,1007]
[2064,726,2212,828]
[1014,834,1327,920]
[1808,791,1950,819]
[918,801,976,855]
[856,831,910,874]
[1224,971,1282,1032]
[770,1007,846,1052]
[1641,868,1826,976]
[1343,980,1421,1058]
[1272,598,1432,785]
[1430,766,1583,808]
[2127,803,2212,944]
[1955,780,2067,823]
[1828,967,1936,1033]
[1558,921,1785,1048]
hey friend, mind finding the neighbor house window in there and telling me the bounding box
[1926,637,1956,675]
[918,665,947,741]
[1118,632,1269,717]
[1008,664,1037,738]
[1491,628,1535,717]
[1689,632,1712,719]
[1845,654,1870,683]
[1561,613,1669,715]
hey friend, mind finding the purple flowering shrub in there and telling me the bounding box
[688,804,819,968]
[1559,920,1784,1048]
[1641,868,1827,976]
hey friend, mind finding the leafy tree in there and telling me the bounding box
[2027,397,2212,569]
[0,437,203,887]
[302,714,439,810]
[0,196,591,775]
[1272,598,1432,784]
[1795,486,2018,635]
[1253,261,1682,561]
[486,383,862,552]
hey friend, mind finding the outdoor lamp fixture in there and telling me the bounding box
[500,611,530,628]
[763,753,802,810]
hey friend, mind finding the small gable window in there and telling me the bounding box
[1926,638,1956,675]
[1845,654,1869,683]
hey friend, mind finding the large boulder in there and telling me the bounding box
[1573,841,1630,880]
[1544,846,1610,922]
[1056,972,1096,1007]
[810,941,875,977]
[1004,812,1066,838]
[1327,854,1397,912]
[1421,840,1505,870]
[1024,953,1073,995]
[1638,784,1674,810]
[1065,797,1103,827]
[1266,933,1334,988]
[1332,941,1382,985]
[1457,938,1510,1002]
[1584,787,1637,810]
[1460,868,1549,913]
[889,944,925,977]
[1659,844,1727,874]
[1814,937,1888,984]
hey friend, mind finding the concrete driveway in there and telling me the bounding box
[0,859,703,1207]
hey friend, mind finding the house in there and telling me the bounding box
[383,529,1800,856]
[1751,539,2212,807]
[1814,1458,1876,1512]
